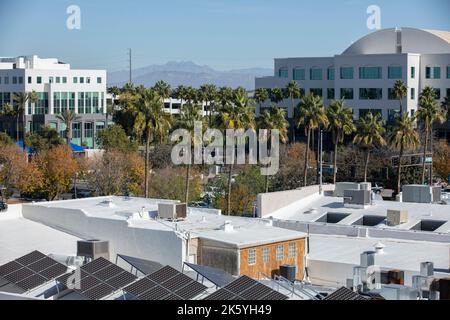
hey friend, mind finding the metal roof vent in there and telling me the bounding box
[374,241,385,254]
[99,199,116,208]
[222,221,234,233]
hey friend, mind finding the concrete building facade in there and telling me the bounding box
[255,28,450,139]
[0,55,107,148]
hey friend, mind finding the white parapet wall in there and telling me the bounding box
[21,204,185,270]
[257,185,334,219]
[0,203,23,221]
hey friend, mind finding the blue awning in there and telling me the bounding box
[15,140,33,154]
[70,143,86,152]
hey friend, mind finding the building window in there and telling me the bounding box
[80,77,85,84]
[12,77,17,84]
[310,88,323,97]
[359,66,382,79]
[78,92,85,113]
[56,77,61,84]
[447,88,450,98]
[411,88,415,100]
[87,77,91,84]
[4,77,9,84]
[327,88,335,100]
[248,249,256,266]
[28,77,32,84]
[447,66,450,79]
[426,66,441,79]
[85,92,92,113]
[340,67,353,79]
[93,92,100,113]
[35,92,48,114]
[288,243,297,258]
[97,77,102,84]
[61,92,68,111]
[327,67,335,80]
[72,122,81,139]
[262,247,269,263]
[388,88,396,100]
[411,66,415,79]
[49,77,54,83]
[434,88,441,100]
[278,68,288,78]
[310,67,322,80]
[62,77,67,84]
[73,77,78,84]
[340,88,354,100]
[18,77,23,84]
[359,88,383,100]
[53,92,61,114]
[37,76,42,84]
[388,66,402,79]
[276,245,284,261]
[293,68,305,80]
[69,92,75,111]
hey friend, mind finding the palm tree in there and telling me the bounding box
[0,103,14,117]
[153,80,171,105]
[175,85,188,109]
[389,113,420,194]
[326,100,356,184]
[258,106,289,192]
[133,89,167,198]
[178,104,203,203]
[416,87,447,184]
[220,90,255,215]
[270,88,284,105]
[13,91,39,149]
[353,112,386,183]
[296,93,328,187]
[217,87,234,109]
[200,84,218,126]
[55,110,81,145]
[284,81,302,141]
[392,80,408,114]
[254,88,269,115]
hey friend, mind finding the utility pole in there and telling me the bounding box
[128,48,132,84]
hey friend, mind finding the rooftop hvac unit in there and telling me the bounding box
[420,262,434,277]
[279,265,296,282]
[333,182,360,197]
[158,203,187,220]
[402,185,441,203]
[386,209,408,226]
[77,240,110,261]
[360,251,375,267]
[343,189,371,209]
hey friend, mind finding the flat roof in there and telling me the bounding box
[24,196,306,248]
[271,194,450,233]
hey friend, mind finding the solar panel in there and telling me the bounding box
[83,283,115,300]
[0,277,9,288]
[81,257,111,273]
[203,276,288,301]
[0,251,68,292]
[106,272,138,290]
[184,262,235,288]
[122,265,207,300]
[117,254,164,275]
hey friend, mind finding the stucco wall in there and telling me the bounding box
[21,204,185,270]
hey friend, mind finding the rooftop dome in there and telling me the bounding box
[342,27,450,55]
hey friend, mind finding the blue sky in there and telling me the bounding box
[0,0,449,71]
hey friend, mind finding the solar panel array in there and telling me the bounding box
[56,257,137,300]
[123,265,207,300]
[0,251,67,292]
[204,276,288,300]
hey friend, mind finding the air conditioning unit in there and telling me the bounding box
[77,240,110,261]
[387,209,408,226]
[343,189,371,209]
[279,265,296,282]
[158,203,187,220]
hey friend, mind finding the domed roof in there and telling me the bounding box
[342,27,450,55]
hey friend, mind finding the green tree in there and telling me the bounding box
[258,106,289,192]
[389,113,420,194]
[220,90,255,215]
[392,80,408,114]
[96,124,138,153]
[175,85,188,108]
[296,93,328,187]
[326,100,356,184]
[0,132,13,145]
[416,86,446,184]
[270,88,284,104]
[133,89,167,198]
[25,126,64,152]
[177,104,204,203]
[55,110,81,145]
[353,112,386,183]
[199,84,218,126]
[217,87,234,109]
[13,91,39,148]
[284,81,302,141]
[153,80,171,104]
[254,88,269,115]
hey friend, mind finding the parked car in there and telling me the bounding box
[0,201,7,212]
[189,201,210,208]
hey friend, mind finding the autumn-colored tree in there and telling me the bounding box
[36,145,79,200]
[433,141,450,183]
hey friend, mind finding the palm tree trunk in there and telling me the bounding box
[316,128,320,185]
[227,162,234,215]
[364,150,370,183]
[16,114,20,142]
[333,136,338,184]
[429,130,434,184]
[303,128,311,187]
[399,99,403,115]
[22,107,26,151]
[291,97,295,142]
[144,130,151,198]
[397,141,404,194]
[421,126,429,184]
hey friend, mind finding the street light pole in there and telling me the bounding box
[319,129,323,195]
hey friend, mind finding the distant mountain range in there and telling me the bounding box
[107,61,273,90]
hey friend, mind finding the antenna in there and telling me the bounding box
[128,48,132,84]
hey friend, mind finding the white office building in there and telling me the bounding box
[256,27,450,135]
[0,55,107,148]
